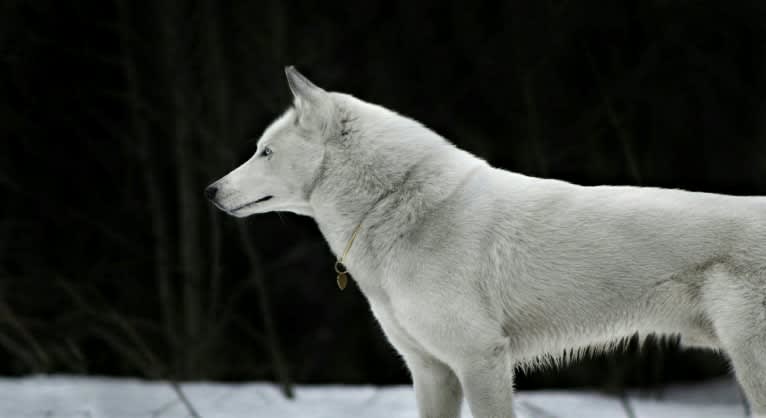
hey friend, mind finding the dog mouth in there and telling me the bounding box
[230,195,273,213]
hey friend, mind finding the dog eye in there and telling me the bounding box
[261,146,273,158]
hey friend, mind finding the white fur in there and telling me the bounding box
[209,67,766,418]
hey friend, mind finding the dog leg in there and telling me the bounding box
[370,306,463,418]
[402,351,463,418]
[455,343,516,418]
[726,343,766,417]
[707,280,766,416]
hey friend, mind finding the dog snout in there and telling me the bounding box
[204,184,218,201]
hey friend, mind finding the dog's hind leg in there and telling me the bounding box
[722,338,766,417]
[707,274,766,417]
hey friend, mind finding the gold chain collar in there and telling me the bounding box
[333,222,363,290]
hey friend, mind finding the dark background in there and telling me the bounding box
[2,0,765,396]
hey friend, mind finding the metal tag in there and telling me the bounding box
[337,273,348,290]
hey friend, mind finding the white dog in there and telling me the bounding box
[207,67,766,418]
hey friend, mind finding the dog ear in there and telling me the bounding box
[285,66,329,116]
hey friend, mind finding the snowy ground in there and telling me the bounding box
[0,375,749,418]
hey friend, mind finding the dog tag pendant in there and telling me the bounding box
[334,261,348,291]
[337,273,348,290]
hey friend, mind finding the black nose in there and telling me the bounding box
[204,185,218,200]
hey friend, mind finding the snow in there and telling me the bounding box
[0,375,748,418]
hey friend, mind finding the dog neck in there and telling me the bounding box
[309,138,485,291]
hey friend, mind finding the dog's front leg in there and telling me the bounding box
[401,350,463,418]
[370,304,463,417]
[456,346,516,418]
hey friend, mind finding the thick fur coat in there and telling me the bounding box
[207,67,766,418]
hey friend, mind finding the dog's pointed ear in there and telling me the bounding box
[285,66,333,131]
[285,66,328,110]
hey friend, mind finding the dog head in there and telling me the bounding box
[206,67,336,217]
[207,66,449,221]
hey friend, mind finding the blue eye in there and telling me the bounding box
[261,146,273,157]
